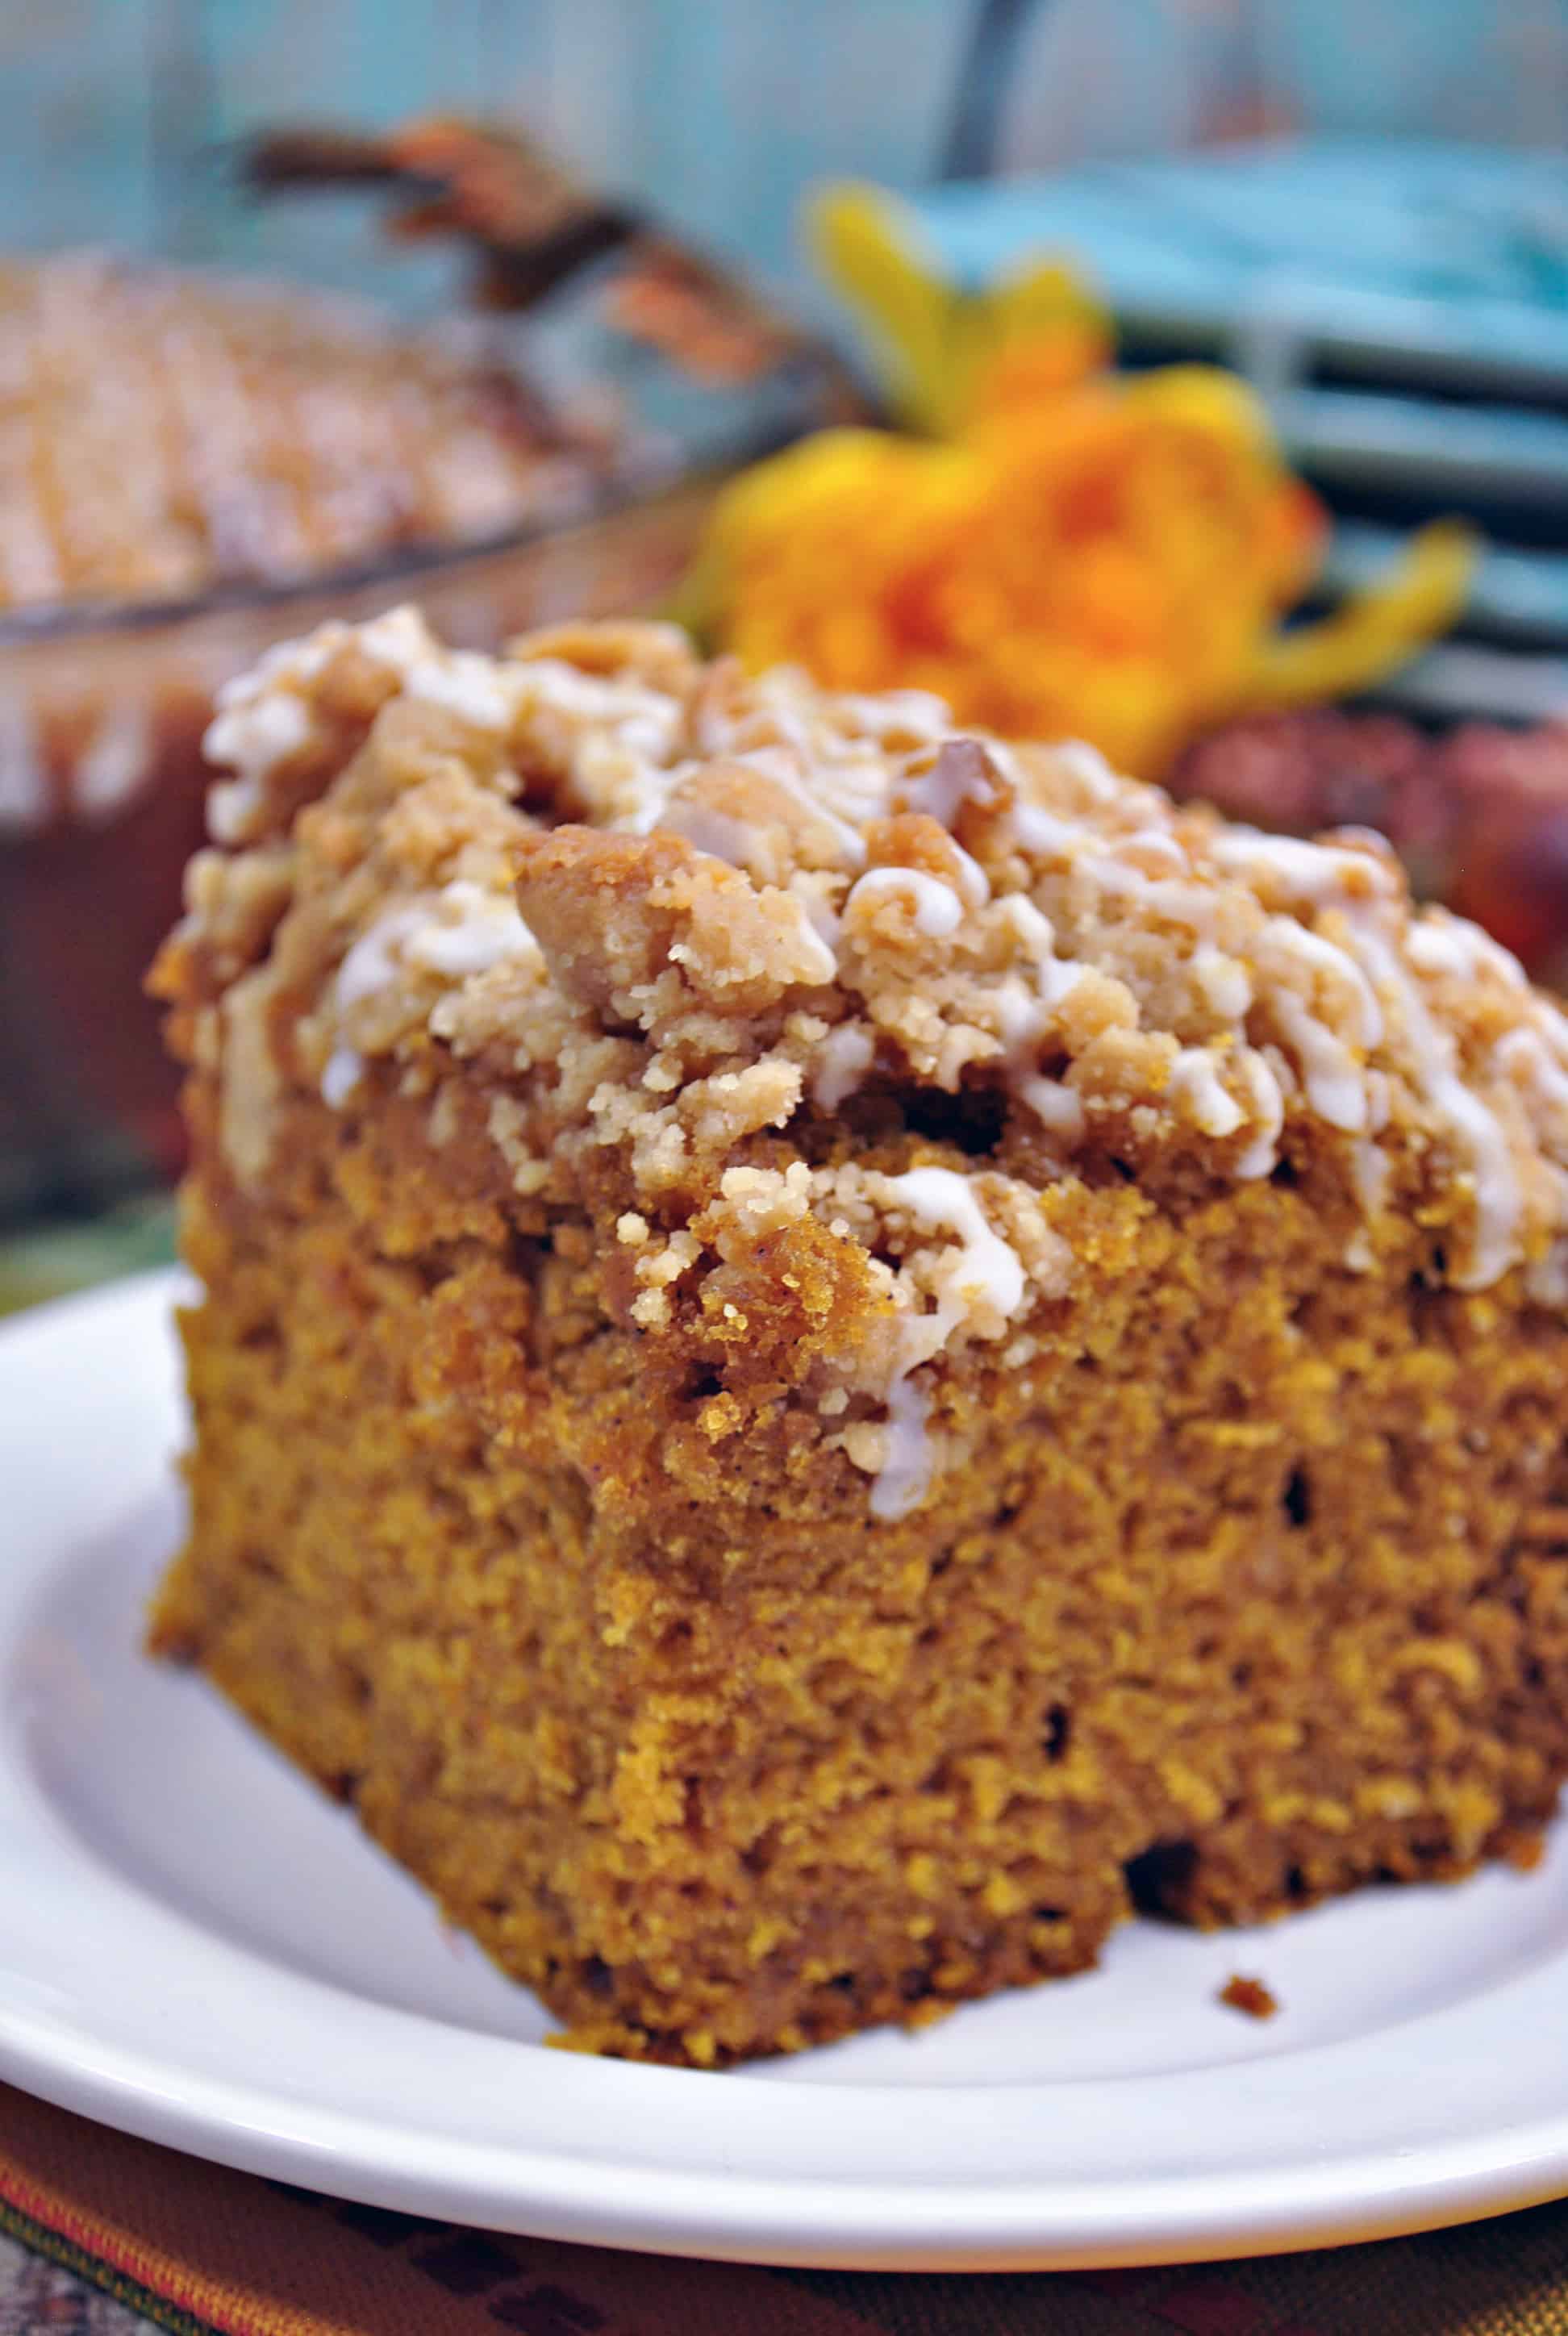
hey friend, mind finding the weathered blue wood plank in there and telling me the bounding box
[0,0,1564,291]
[0,0,159,251]
[194,0,489,301]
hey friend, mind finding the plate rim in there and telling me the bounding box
[6,2021,1568,2274]
[2,1267,1566,2272]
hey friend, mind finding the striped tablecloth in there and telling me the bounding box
[5,2081,1568,2336]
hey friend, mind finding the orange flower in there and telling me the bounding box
[687,185,1473,778]
[702,362,1328,775]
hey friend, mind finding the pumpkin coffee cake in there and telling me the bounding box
[150,609,1568,2065]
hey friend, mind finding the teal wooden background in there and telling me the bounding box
[2,2,1566,310]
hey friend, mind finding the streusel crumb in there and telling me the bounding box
[161,606,1568,1515]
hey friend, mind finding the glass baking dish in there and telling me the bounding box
[0,386,817,1224]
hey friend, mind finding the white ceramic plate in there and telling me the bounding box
[2,1269,1568,2272]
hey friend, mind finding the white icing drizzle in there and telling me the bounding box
[206,695,311,840]
[1191,944,1252,1021]
[775,906,838,988]
[866,1168,1028,1519]
[1349,926,1520,1289]
[999,896,1085,1007]
[1207,829,1398,911]
[524,659,685,764]
[335,901,428,1012]
[846,865,966,938]
[947,840,992,911]
[1043,739,1119,799]
[1232,1053,1286,1181]
[983,897,1086,1071]
[1349,1137,1391,1223]
[881,1169,1028,1325]
[813,1024,876,1110]
[1406,920,1477,981]
[657,797,756,868]
[868,1376,934,1522]
[352,604,435,672]
[216,625,343,700]
[320,1044,365,1108]
[1009,800,1088,861]
[1168,1049,1245,1139]
[797,876,844,950]
[1085,856,1233,945]
[1110,825,1191,878]
[1270,994,1368,1132]
[206,774,260,847]
[900,745,999,829]
[323,882,541,1103]
[1262,919,1383,1049]
[1496,1026,1568,1130]
[404,882,540,978]
[1406,910,1527,991]
[728,749,868,868]
[405,651,519,731]
[1019,1075,1086,1142]
[832,689,953,739]
[814,755,915,836]
[203,610,430,841]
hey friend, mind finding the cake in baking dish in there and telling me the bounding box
[149,607,1568,2065]
[0,252,594,614]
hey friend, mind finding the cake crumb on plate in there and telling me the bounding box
[1220,1974,1280,2021]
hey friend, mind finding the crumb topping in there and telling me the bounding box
[159,607,1568,1517]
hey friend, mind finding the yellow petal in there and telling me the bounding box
[808,182,1118,437]
[1237,519,1478,714]
[805,182,957,433]
[987,256,1111,360]
[1121,364,1278,457]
